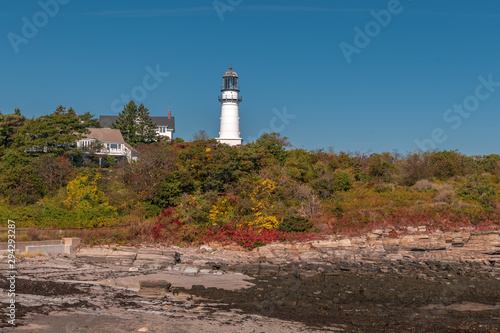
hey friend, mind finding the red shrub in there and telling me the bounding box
[153,207,182,240]
[203,223,315,249]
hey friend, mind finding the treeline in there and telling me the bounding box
[1,107,499,244]
[0,102,165,206]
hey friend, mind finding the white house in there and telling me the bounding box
[99,111,175,139]
[76,128,138,162]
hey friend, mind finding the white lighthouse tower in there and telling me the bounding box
[216,67,242,146]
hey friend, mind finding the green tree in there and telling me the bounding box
[249,133,290,166]
[78,111,103,128]
[367,152,395,181]
[112,101,138,143]
[332,169,354,192]
[13,106,88,157]
[0,149,43,205]
[136,103,159,144]
[33,154,73,195]
[478,154,500,175]
[111,101,158,145]
[284,149,317,183]
[0,109,27,150]
[428,150,475,180]
[123,142,179,204]
[397,152,431,186]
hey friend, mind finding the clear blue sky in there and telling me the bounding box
[1,0,500,155]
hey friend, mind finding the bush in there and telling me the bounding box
[278,214,313,232]
[397,152,431,186]
[332,169,354,192]
[457,175,497,207]
[429,150,476,180]
[413,179,437,192]
[367,152,394,181]
[141,202,162,218]
[175,192,215,226]
[434,188,456,203]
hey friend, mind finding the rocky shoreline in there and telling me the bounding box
[1,228,500,332]
[74,227,500,279]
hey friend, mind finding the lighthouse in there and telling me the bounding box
[216,67,242,146]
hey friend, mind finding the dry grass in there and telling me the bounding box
[413,179,438,192]
[24,251,44,258]
[2,251,24,259]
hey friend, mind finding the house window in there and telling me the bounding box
[110,143,118,149]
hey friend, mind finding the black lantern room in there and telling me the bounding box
[222,66,239,91]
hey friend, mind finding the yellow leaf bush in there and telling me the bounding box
[64,172,116,227]
[248,179,282,230]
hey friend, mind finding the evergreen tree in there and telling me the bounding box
[136,103,159,144]
[111,101,138,143]
[79,111,103,128]
[54,105,68,115]
[111,101,158,145]
[0,109,27,149]
[13,106,88,156]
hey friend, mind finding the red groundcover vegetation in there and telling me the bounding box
[151,208,316,249]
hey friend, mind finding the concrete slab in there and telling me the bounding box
[0,240,62,253]
[25,244,73,255]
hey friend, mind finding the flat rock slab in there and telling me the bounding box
[105,251,137,258]
[100,271,255,291]
[135,254,175,261]
[423,302,500,312]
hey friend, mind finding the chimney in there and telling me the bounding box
[168,110,171,119]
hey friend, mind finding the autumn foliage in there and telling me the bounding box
[1,107,500,248]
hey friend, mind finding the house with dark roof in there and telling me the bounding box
[99,111,175,139]
[76,128,138,162]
